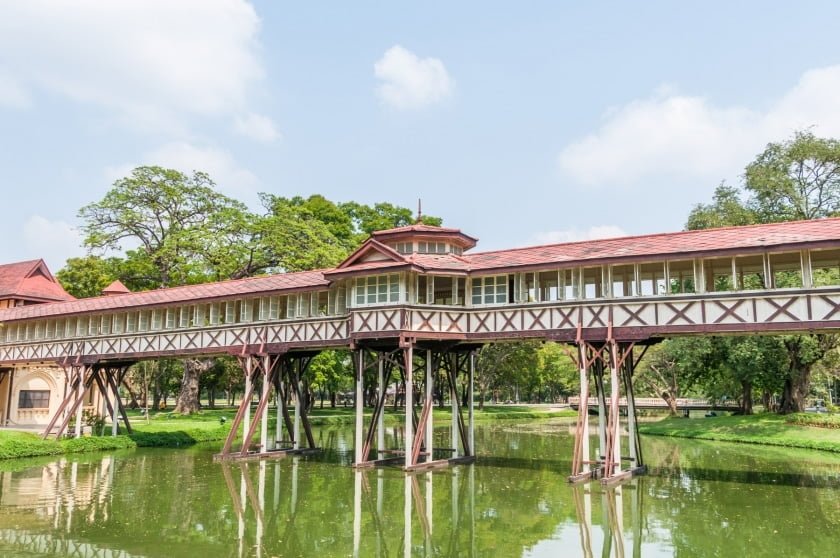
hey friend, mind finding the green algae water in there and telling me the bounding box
[0,419,838,557]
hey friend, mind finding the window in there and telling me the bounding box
[522,273,537,303]
[611,265,637,297]
[18,390,50,409]
[209,303,222,325]
[703,257,735,292]
[538,271,560,301]
[100,315,111,335]
[316,291,329,315]
[74,317,87,337]
[395,242,413,254]
[735,254,765,290]
[768,252,803,288]
[582,267,604,299]
[562,269,578,300]
[112,314,125,334]
[354,274,401,306]
[417,275,429,304]
[471,275,508,305]
[432,276,454,305]
[138,311,150,332]
[268,296,281,320]
[811,248,840,287]
[639,263,666,296]
[165,308,176,329]
[668,260,696,294]
[258,297,270,321]
[240,299,253,322]
[226,301,239,323]
[418,241,447,254]
[126,313,137,333]
[151,309,163,330]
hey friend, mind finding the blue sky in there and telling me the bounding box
[3,1,840,271]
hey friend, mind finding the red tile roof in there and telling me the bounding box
[463,218,840,272]
[102,280,131,295]
[1,218,839,322]
[0,260,75,303]
[0,269,328,321]
[370,223,478,248]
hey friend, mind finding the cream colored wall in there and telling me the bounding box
[0,373,9,426]
[7,366,63,426]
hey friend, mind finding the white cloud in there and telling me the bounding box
[234,112,281,142]
[532,225,627,245]
[374,45,453,109]
[22,216,84,270]
[558,65,840,188]
[0,0,264,132]
[106,142,261,207]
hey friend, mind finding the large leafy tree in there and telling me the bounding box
[745,130,840,222]
[79,166,259,287]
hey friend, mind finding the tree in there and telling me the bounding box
[57,256,122,298]
[79,166,257,287]
[745,130,840,222]
[686,184,756,230]
[475,342,540,408]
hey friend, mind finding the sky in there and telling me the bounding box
[3,1,840,271]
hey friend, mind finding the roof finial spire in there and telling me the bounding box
[416,198,423,224]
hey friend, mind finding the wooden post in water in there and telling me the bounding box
[404,343,414,469]
[425,350,434,462]
[354,350,364,464]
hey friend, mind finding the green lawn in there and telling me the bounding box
[639,413,840,453]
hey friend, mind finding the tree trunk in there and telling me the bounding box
[153,377,163,411]
[174,358,214,414]
[740,381,753,415]
[661,391,678,416]
[330,390,336,408]
[779,340,812,414]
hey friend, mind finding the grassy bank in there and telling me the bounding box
[639,413,840,453]
[0,412,231,460]
[0,405,574,461]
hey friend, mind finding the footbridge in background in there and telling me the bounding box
[2,217,840,485]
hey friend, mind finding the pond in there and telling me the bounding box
[0,419,838,557]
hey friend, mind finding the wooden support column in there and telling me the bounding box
[107,369,118,436]
[293,359,302,450]
[605,340,622,478]
[468,351,475,457]
[354,349,364,465]
[593,357,607,463]
[450,353,459,458]
[260,355,271,452]
[243,358,253,445]
[425,350,434,463]
[570,342,593,482]
[73,368,85,438]
[404,343,414,470]
[219,356,261,457]
[377,355,385,458]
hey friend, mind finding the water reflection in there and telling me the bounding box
[571,482,644,558]
[0,425,839,557]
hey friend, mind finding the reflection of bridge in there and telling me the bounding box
[2,218,840,482]
[569,396,740,411]
[221,455,477,558]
